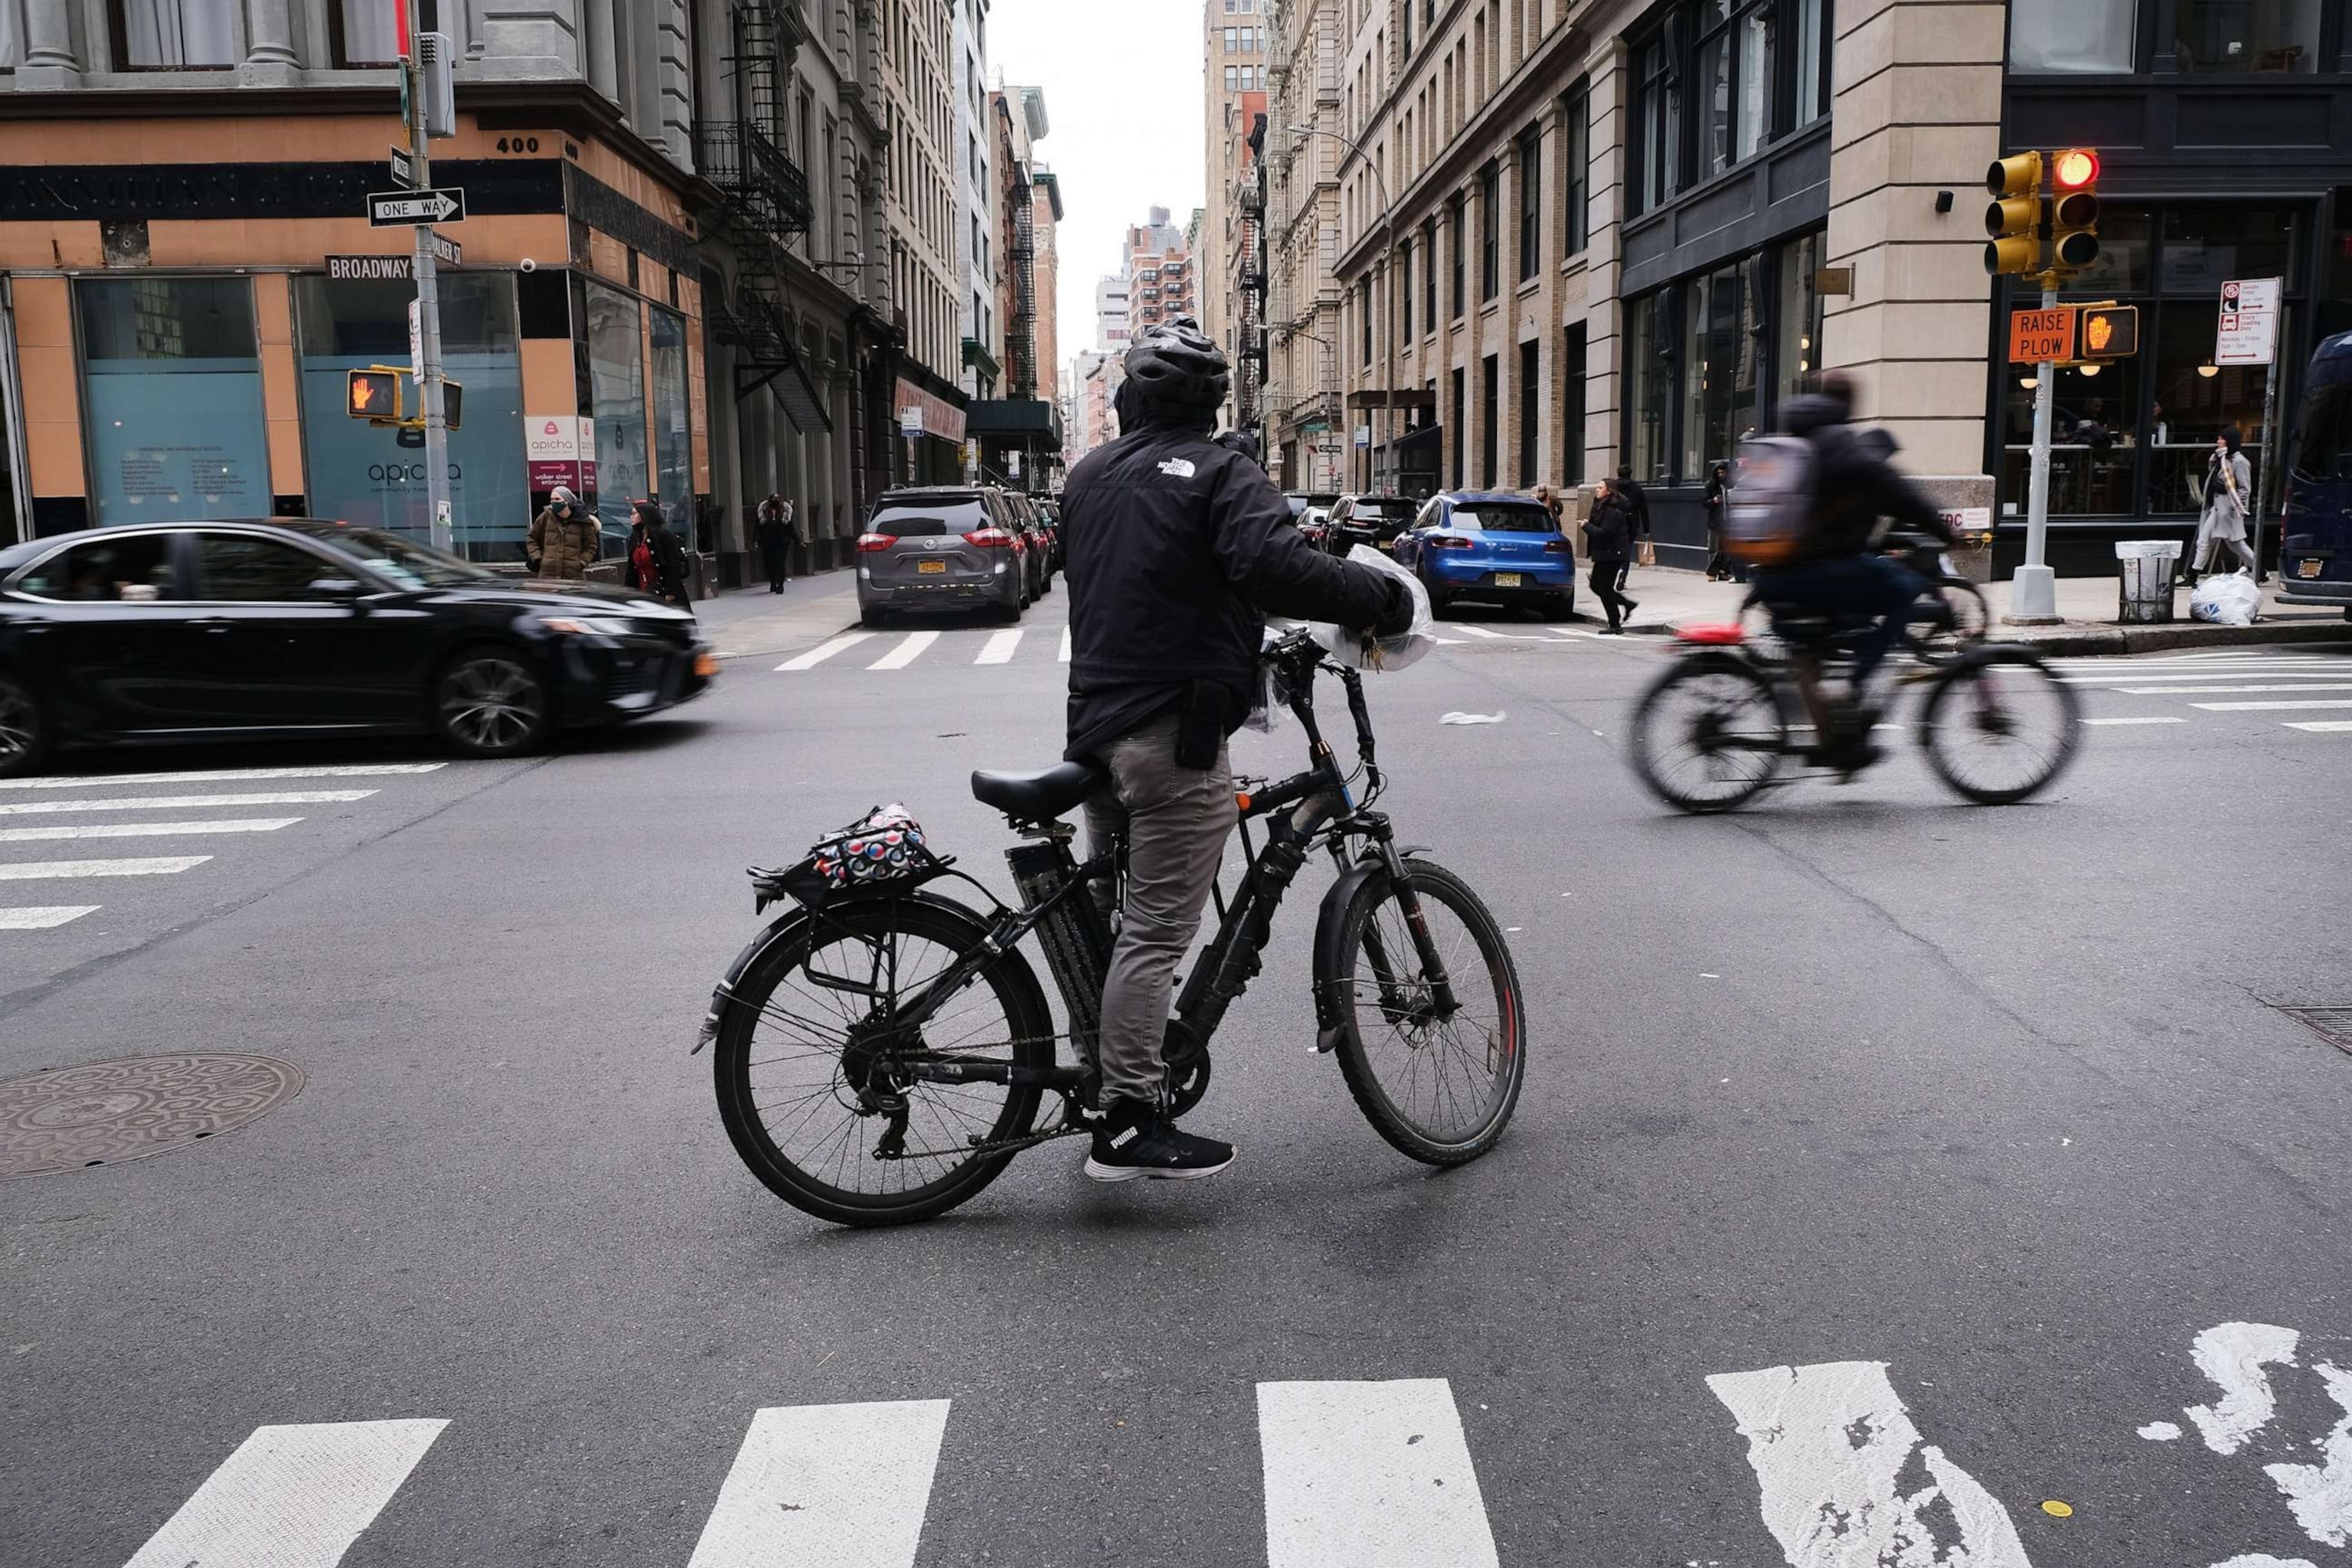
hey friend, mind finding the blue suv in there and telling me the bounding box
[1400,491,1575,619]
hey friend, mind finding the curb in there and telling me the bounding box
[1991,619,2349,656]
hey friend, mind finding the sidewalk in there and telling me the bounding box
[688,570,860,659]
[1612,565,2348,654]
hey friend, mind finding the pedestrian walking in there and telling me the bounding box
[1703,462,1732,580]
[1581,478,1638,634]
[526,486,597,580]
[2187,426,2256,580]
[626,499,693,609]
[1613,463,1653,593]
[756,495,795,593]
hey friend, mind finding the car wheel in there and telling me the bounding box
[0,668,55,779]
[433,647,550,759]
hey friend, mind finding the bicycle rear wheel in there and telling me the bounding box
[1328,859,1525,1165]
[1628,653,1788,813]
[1919,646,2082,805]
[713,896,1054,1227]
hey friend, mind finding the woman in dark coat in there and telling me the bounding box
[755,495,794,593]
[626,500,692,608]
[1580,479,1638,634]
[1703,462,1732,580]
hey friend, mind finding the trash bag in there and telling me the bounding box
[1309,544,1437,672]
[2189,570,2260,627]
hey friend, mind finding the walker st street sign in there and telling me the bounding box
[367,187,466,226]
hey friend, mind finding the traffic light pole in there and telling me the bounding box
[2009,279,2061,622]
[407,12,453,555]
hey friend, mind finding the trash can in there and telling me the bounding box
[2115,541,2181,624]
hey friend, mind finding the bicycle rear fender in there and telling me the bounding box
[691,890,997,1055]
[1308,846,1429,1054]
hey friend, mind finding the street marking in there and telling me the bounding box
[2187,1321,2298,1455]
[0,789,374,817]
[1457,626,1542,641]
[0,818,299,843]
[2110,683,2352,694]
[687,1400,950,1568]
[776,632,874,671]
[2085,716,2188,726]
[0,763,439,792]
[2266,1362,2352,1549]
[975,628,1024,665]
[0,856,210,880]
[2190,700,2352,712]
[2285,720,2352,732]
[0,905,100,929]
[1710,1361,2032,1568]
[1058,625,1073,662]
[1257,1379,1499,1568]
[120,1417,447,1568]
[867,631,939,670]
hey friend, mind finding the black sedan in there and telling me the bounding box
[0,518,715,777]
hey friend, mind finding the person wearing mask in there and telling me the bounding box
[1581,477,1638,634]
[1612,463,1652,593]
[626,500,692,608]
[1061,315,1412,1182]
[1703,463,1732,580]
[527,486,597,580]
[2189,426,2256,580]
[756,495,795,593]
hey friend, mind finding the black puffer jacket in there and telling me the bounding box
[1781,394,1949,563]
[1061,411,1396,761]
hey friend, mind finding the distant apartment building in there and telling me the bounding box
[968,84,1064,492]
[1203,0,1269,426]
[951,0,998,407]
[875,0,968,485]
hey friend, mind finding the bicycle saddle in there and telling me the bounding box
[969,760,1108,821]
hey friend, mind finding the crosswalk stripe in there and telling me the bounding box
[0,789,374,818]
[120,1418,447,1568]
[975,628,1024,665]
[2115,683,2352,694]
[2190,699,2352,711]
[1258,1380,1499,1568]
[2285,720,2352,732]
[0,818,300,844]
[0,855,209,880]
[1457,626,1540,641]
[1058,625,1072,662]
[868,630,939,670]
[0,763,438,792]
[2086,716,2189,726]
[1710,1361,2031,1568]
[776,632,873,671]
[687,1400,950,1568]
[0,905,100,929]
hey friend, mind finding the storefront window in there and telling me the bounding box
[649,305,691,518]
[583,281,648,550]
[1627,292,1670,482]
[1773,231,1823,409]
[2148,302,2282,513]
[2062,209,2154,297]
[2161,206,2301,294]
[77,276,269,525]
[2009,0,2135,73]
[2175,0,2323,73]
[294,273,527,559]
[1680,259,1763,478]
[113,0,240,67]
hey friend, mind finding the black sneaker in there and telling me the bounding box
[1083,1099,1236,1183]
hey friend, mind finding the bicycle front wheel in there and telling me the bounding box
[1328,859,1526,1166]
[1919,645,2082,805]
[713,896,1054,1227]
[1628,652,1788,813]
[1913,580,1990,666]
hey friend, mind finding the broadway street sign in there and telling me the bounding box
[367,187,466,226]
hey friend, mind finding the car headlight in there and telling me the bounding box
[539,614,638,637]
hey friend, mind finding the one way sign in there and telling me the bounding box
[368,187,466,227]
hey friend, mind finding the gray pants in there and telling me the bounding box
[1080,711,1234,1108]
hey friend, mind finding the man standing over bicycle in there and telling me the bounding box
[1061,316,1411,1183]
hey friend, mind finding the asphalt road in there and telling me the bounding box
[5,583,2350,1568]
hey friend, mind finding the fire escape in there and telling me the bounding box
[1006,175,1037,398]
[1236,114,1268,434]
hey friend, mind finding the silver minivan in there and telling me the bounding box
[857,488,1027,627]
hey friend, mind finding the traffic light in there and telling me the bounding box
[441,379,463,431]
[1983,152,2043,276]
[346,368,401,421]
[2050,147,2102,271]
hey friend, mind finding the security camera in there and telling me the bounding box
[519,257,537,273]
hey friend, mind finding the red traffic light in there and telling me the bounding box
[2052,148,2100,189]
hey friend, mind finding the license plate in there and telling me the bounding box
[916,559,947,574]
[1494,572,1522,587]
[2301,559,2322,579]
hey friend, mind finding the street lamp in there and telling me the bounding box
[1289,122,1396,496]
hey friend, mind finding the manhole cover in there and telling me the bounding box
[0,1054,304,1178]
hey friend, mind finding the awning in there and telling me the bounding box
[1347,387,1439,410]
[965,397,1063,449]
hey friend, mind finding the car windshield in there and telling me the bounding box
[1454,505,1554,533]
[303,527,492,589]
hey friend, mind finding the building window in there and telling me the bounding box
[2009,0,2136,73]
[0,1,21,66]
[330,0,401,65]
[650,306,691,512]
[1561,321,1587,485]
[1792,0,1828,126]
[1477,162,1499,301]
[2177,0,2324,72]
[1361,279,1373,367]
[1223,64,1238,90]
[112,0,239,67]
[1400,240,1413,341]
[1632,29,1680,214]
[1625,292,1669,482]
[1515,126,1540,282]
[1422,218,1438,330]
[1773,230,1824,410]
[1450,366,1465,487]
[1449,195,1465,318]
[76,276,266,524]
[1561,85,1589,255]
[1223,26,1236,51]
[582,280,648,547]
[1678,257,1763,479]
[1479,353,1498,487]
[1517,340,1538,485]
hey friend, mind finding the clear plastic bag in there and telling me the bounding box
[2190,571,2260,627]
[1310,544,1437,672]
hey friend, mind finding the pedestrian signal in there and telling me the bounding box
[2079,305,2138,359]
[346,368,401,421]
[441,379,463,430]
[2050,148,2101,271]
[1983,152,2043,277]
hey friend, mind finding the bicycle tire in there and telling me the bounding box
[1628,653,1787,813]
[1919,645,2082,805]
[1911,580,1991,666]
[1330,859,1526,1166]
[713,896,1054,1227]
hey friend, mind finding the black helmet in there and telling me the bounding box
[1124,315,1230,412]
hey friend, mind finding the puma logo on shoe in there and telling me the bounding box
[1110,1126,1140,1148]
[1157,459,1196,479]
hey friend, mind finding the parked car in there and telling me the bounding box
[858,487,1029,626]
[0,518,714,776]
[998,489,1053,601]
[1031,498,1064,572]
[2281,328,2352,619]
[1325,494,1422,556]
[1404,491,1576,619]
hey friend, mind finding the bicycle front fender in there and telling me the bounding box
[1310,851,1416,1052]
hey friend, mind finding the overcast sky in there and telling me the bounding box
[988,0,1206,371]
